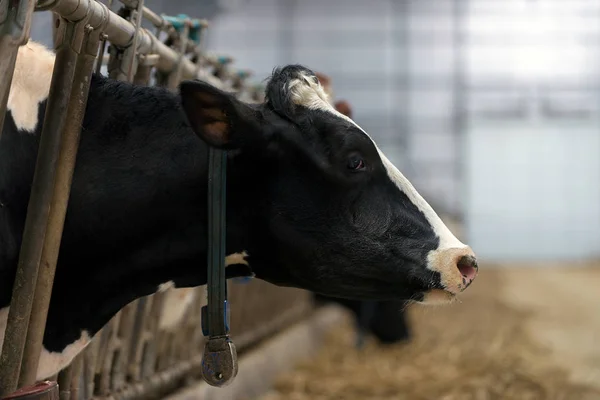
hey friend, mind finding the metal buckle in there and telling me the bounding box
[201,337,238,387]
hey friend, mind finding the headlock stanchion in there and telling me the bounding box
[0,0,264,396]
[19,13,108,388]
[0,6,108,396]
[201,148,238,387]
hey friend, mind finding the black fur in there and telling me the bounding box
[1,64,441,356]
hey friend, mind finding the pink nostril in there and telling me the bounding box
[457,255,478,286]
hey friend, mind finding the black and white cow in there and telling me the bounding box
[0,41,478,380]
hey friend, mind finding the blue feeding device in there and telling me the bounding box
[217,55,231,65]
[162,13,205,44]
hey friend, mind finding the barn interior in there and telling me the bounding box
[14,0,600,399]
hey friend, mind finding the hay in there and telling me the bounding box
[259,268,600,400]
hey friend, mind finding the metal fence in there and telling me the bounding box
[0,1,313,398]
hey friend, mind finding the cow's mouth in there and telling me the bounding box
[419,288,457,305]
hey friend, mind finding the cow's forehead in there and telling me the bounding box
[285,72,466,250]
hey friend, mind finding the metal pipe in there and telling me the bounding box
[93,0,113,75]
[166,18,189,90]
[119,0,174,31]
[133,53,158,85]
[0,32,78,400]
[39,0,202,80]
[0,0,36,139]
[121,0,145,82]
[17,15,106,387]
[56,364,73,400]
[0,46,19,139]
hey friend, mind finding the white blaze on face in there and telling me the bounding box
[284,73,468,254]
[8,40,56,133]
[0,307,91,381]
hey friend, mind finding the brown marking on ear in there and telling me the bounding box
[186,90,231,145]
[192,91,224,108]
[204,121,230,145]
[202,107,227,122]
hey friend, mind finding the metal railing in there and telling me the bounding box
[0,1,312,398]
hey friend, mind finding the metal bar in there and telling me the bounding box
[111,302,138,389]
[0,12,105,397]
[106,6,131,81]
[123,0,145,82]
[0,32,75,400]
[0,0,36,139]
[166,19,189,90]
[51,13,60,46]
[119,0,175,32]
[17,15,105,387]
[93,0,112,75]
[38,0,203,80]
[67,354,82,400]
[56,364,73,400]
[132,53,158,85]
[0,46,19,139]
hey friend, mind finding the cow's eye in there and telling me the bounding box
[347,156,365,171]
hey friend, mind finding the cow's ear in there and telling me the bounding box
[179,80,263,149]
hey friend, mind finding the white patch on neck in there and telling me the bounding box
[225,251,249,266]
[286,73,466,251]
[37,331,91,381]
[157,280,175,293]
[7,40,56,133]
[0,306,91,381]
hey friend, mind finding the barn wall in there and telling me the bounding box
[463,1,600,261]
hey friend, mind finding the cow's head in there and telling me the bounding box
[179,65,478,304]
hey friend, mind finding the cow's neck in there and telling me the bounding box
[7,75,262,354]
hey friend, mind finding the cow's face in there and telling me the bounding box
[179,65,478,304]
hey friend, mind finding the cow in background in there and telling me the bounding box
[313,72,412,347]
